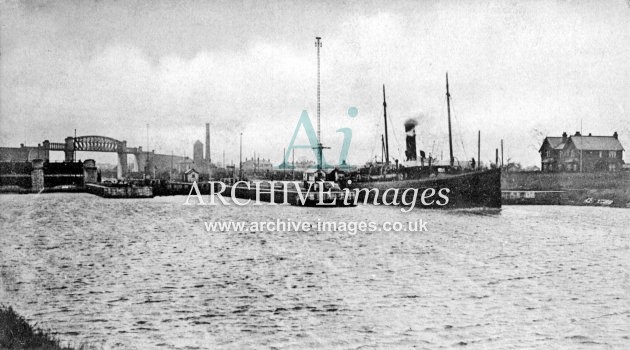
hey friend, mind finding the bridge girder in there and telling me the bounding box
[40,135,184,179]
[73,135,124,152]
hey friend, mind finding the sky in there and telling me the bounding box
[1,0,628,167]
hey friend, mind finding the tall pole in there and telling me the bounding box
[580,119,583,172]
[170,151,173,181]
[73,128,76,162]
[501,139,504,169]
[477,130,481,170]
[146,123,150,176]
[292,148,295,180]
[315,37,322,146]
[239,132,243,179]
[495,148,498,166]
[313,37,329,171]
[383,84,390,165]
[446,73,454,167]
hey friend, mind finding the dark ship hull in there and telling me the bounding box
[348,168,502,210]
[223,181,357,207]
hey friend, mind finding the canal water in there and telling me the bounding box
[0,193,628,349]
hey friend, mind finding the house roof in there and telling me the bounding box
[569,136,624,151]
[545,137,565,149]
[539,137,566,152]
[184,168,198,174]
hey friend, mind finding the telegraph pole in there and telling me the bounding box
[501,139,504,169]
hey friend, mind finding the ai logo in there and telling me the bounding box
[281,108,356,168]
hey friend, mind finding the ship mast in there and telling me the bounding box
[381,134,385,163]
[383,84,390,165]
[446,73,454,167]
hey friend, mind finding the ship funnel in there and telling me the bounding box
[404,118,418,161]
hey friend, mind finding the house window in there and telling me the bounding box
[609,151,616,158]
[599,151,603,158]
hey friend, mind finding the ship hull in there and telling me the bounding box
[348,168,502,209]
[224,183,357,207]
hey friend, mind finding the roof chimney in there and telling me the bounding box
[613,131,618,139]
[562,132,567,142]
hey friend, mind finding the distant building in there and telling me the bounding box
[190,135,216,174]
[183,168,199,183]
[540,131,624,172]
[293,159,316,171]
[242,157,273,172]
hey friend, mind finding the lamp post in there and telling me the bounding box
[239,132,243,180]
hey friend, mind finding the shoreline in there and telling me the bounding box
[0,305,76,350]
[501,171,630,208]
[1,186,628,208]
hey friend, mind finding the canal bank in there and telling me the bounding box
[0,305,76,350]
[501,171,630,207]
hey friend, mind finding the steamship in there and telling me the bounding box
[348,74,502,209]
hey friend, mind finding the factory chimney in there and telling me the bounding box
[205,123,211,162]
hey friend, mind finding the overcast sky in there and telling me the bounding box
[1,0,628,167]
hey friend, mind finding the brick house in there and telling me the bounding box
[540,131,624,172]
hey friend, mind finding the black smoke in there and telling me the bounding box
[404,118,418,132]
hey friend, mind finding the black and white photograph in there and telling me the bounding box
[0,0,628,349]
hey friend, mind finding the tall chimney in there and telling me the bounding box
[205,123,210,162]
